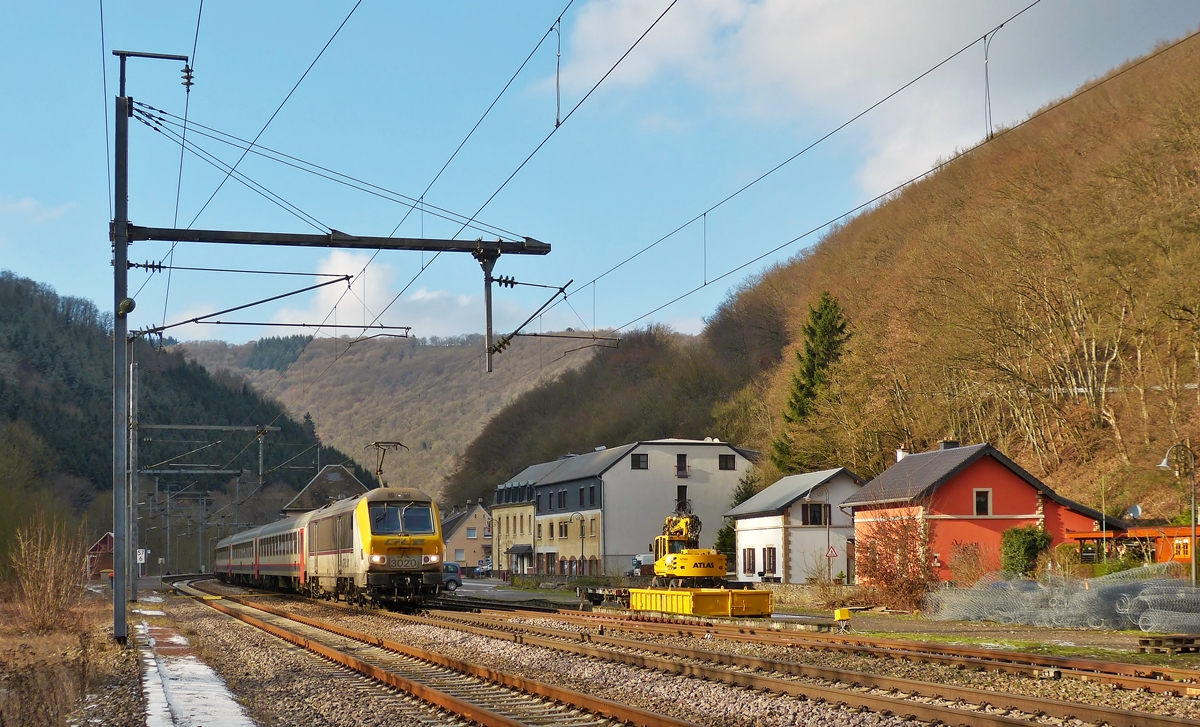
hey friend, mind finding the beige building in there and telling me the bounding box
[491,483,536,579]
[441,501,491,573]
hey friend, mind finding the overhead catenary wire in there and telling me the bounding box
[186,0,363,230]
[135,104,523,241]
[219,1,609,441]
[196,3,665,479]
[544,0,1044,321]
[163,0,205,330]
[136,275,352,336]
[367,0,679,332]
[134,108,329,232]
[130,262,349,278]
[612,20,1200,334]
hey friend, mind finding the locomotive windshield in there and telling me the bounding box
[368,502,435,535]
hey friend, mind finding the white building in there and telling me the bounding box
[494,438,754,576]
[727,468,863,584]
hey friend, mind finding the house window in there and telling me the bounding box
[974,489,992,516]
[466,527,477,539]
[719,454,736,470]
[589,485,596,506]
[742,548,756,575]
[579,487,585,507]
[559,522,568,538]
[676,453,688,478]
[677,485,688,511]
[454,549,465,561]
[537,524,542,539]
[801,503,827,526]
[590,517,596,536]
[763,546,777,575]
[558,490,566,508]
[631,453,648,470]
[1174,539,1191,558]
[519,517,524,535]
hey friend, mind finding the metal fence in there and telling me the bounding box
[924,563,1200,632]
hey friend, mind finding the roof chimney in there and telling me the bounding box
[896,446,910,462]
[939,438,960,450]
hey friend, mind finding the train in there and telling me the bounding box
[214,486,445,606]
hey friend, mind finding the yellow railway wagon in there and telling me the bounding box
[629,587,773,617]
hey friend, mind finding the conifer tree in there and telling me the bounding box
[770,291,850,473]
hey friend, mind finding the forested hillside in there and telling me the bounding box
[448,35,1200,519]
[181,332,597,500]
[0,271,373,563]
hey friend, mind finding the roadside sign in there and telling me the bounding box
[826,546,838,558]
[136,549,146,564]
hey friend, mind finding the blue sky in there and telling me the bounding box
[3,1,1200,344]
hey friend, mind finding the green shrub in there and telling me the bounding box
[1000,525,1051,576]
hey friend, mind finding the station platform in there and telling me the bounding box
[133,596,254,727]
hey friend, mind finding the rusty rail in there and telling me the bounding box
[414,608,1200,727]
[535,608,1200,695]
[184,581,700,727]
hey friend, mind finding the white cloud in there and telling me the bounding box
[0,196,72,222]
[560,0,1134,195]
[267,251,531,339]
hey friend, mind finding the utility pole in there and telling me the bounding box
[129,356,139,601]
[110,49,550,644]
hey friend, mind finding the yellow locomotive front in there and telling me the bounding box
[357,487,444,603]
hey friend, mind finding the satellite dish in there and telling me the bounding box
[1124,504,1142,520]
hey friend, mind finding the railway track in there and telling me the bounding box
[176,579,701,727]
[408,607,1200,727]
[205,581,1197,727]
[541,608,1200,695]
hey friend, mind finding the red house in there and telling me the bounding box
[842,441,1113,581]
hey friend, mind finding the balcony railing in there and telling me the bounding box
[675,465,690,478]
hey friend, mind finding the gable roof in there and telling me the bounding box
[726,468,863,519]
[282,464,371,514]
[841,443,1125,529]
[535,444,640,487]
[441,507,473,538]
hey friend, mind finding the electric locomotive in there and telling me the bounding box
[215,486,445,606]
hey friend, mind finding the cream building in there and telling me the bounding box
[441,501,491,573]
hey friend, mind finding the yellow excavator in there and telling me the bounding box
[582,503,772,617]
[650,505,726,588]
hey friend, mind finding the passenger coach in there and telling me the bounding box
[215,487,444,605]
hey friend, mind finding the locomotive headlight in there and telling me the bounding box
[369,554,386,565]
[423,554,440,564]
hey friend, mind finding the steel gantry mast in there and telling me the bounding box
[110,50,550,643]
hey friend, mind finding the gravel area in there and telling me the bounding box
[589,621,1200,719]
[200,581,1200,724]
[163,594,468,727]
[272,599,924,727]
[66,629,145,727]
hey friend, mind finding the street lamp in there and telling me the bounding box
[1158,444,1197,588]
[568,512,585,577]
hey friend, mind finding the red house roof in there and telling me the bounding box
[843,443,1122,528]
